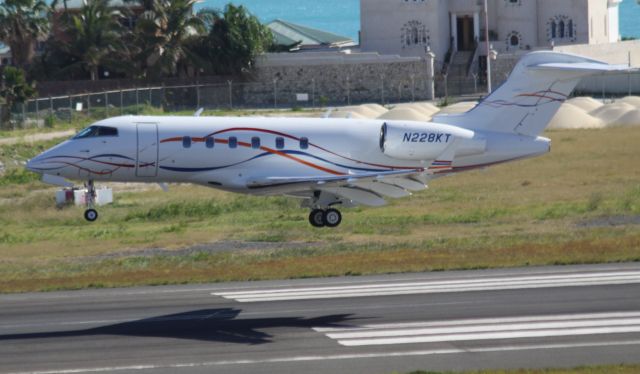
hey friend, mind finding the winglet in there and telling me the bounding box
[194,108,204,117]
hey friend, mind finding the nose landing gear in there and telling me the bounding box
[84,180,98,222]
[308,208,342,228]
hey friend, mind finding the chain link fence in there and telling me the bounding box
[3,69,639,130]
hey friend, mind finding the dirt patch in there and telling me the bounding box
[577,215,640,228]
[87,240,322,261]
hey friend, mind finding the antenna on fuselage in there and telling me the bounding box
[194,108,204,117]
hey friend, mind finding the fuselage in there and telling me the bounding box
[26,115,550,195]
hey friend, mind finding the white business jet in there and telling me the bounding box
[26,52,635,227]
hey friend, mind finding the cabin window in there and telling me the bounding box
[251,137,261,149]
[228,137,237,149]
[73,126,119,139]
[275,137,285,149]
[205,137,215,149]
[300,137,309,150]
[182,136,191,148]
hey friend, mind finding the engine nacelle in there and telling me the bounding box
[380,121,481,161]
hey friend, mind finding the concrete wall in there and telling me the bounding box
[251,52,433,106]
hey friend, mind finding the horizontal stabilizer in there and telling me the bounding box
[531,62,637,73]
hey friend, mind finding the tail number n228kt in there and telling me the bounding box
[403,133,452,143]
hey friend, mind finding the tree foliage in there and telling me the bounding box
[29,1,273,81]
[54,0,128,80]
[130,0,206,79]
[189,4,273,75]
[0,0,50,68]
[0,66,36,125]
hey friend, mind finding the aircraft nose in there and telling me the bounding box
[26,157,41,173]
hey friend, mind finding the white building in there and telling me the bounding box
[360,0,623,61]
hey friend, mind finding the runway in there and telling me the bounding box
[1,263,640,374]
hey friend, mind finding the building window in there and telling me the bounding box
[182,136,191,148]
[275,137,285,149]
[505,31,523,50]
[251,137,260,149]
[228,137,237,149]
[548,15,576,43]
[300,137,309,150]
[205,137,214,149]
[401,20,429,48]
[568,20,574,38]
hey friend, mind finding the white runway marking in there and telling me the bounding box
[8,340,640,374]
[314,311,640,347]
[212,270,640,302]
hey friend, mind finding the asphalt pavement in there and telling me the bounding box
[1,263,640,374]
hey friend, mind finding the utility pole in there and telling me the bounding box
[484,0,492,93]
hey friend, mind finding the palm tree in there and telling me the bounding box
[0,0,50,69]
[131,0,206,78]
[190,4,273,75]
[54,0,128,80]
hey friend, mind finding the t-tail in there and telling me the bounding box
[434,51,637,137]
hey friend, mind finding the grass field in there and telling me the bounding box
[0,125,639,293]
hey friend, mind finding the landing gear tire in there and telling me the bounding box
[323,209,342,228]
[309,209,325,228]
[84,208,98,222]
[83,180,99,222]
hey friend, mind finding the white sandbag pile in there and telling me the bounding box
[547,103,606,129]
[331,96,640,130]
[378,107,430,121]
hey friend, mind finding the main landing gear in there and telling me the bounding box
[84,180,98,222]
[308,208,342,228]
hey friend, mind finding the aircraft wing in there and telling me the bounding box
[246,169,428,207]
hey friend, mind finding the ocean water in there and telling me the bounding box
[620,0,640,38]
[196,0,360,40]
[198,0,640,41]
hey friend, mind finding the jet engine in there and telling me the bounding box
[379,121,485,161]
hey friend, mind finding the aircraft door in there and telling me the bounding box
[136,123,159,177]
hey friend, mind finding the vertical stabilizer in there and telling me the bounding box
[433,51,634,137]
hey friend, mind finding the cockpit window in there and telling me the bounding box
[73,126,118,139]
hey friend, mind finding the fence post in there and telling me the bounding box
[411,74,415,102]
[49,96,53,118]
[148,87,152,107]
[135,88,139,114]
[273,79,277,109]
[120,89,123,115]
[196,81,200,109]
[312,78,316,108]
[444,73,449,100]
[472,73,478,93]
[69,95,72,124]
[22,102,26,129]
[228,80,233,109]
[35,98,39,126]
[346,75,351,105]
[104,91,109,117]
[161,83,165,111]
